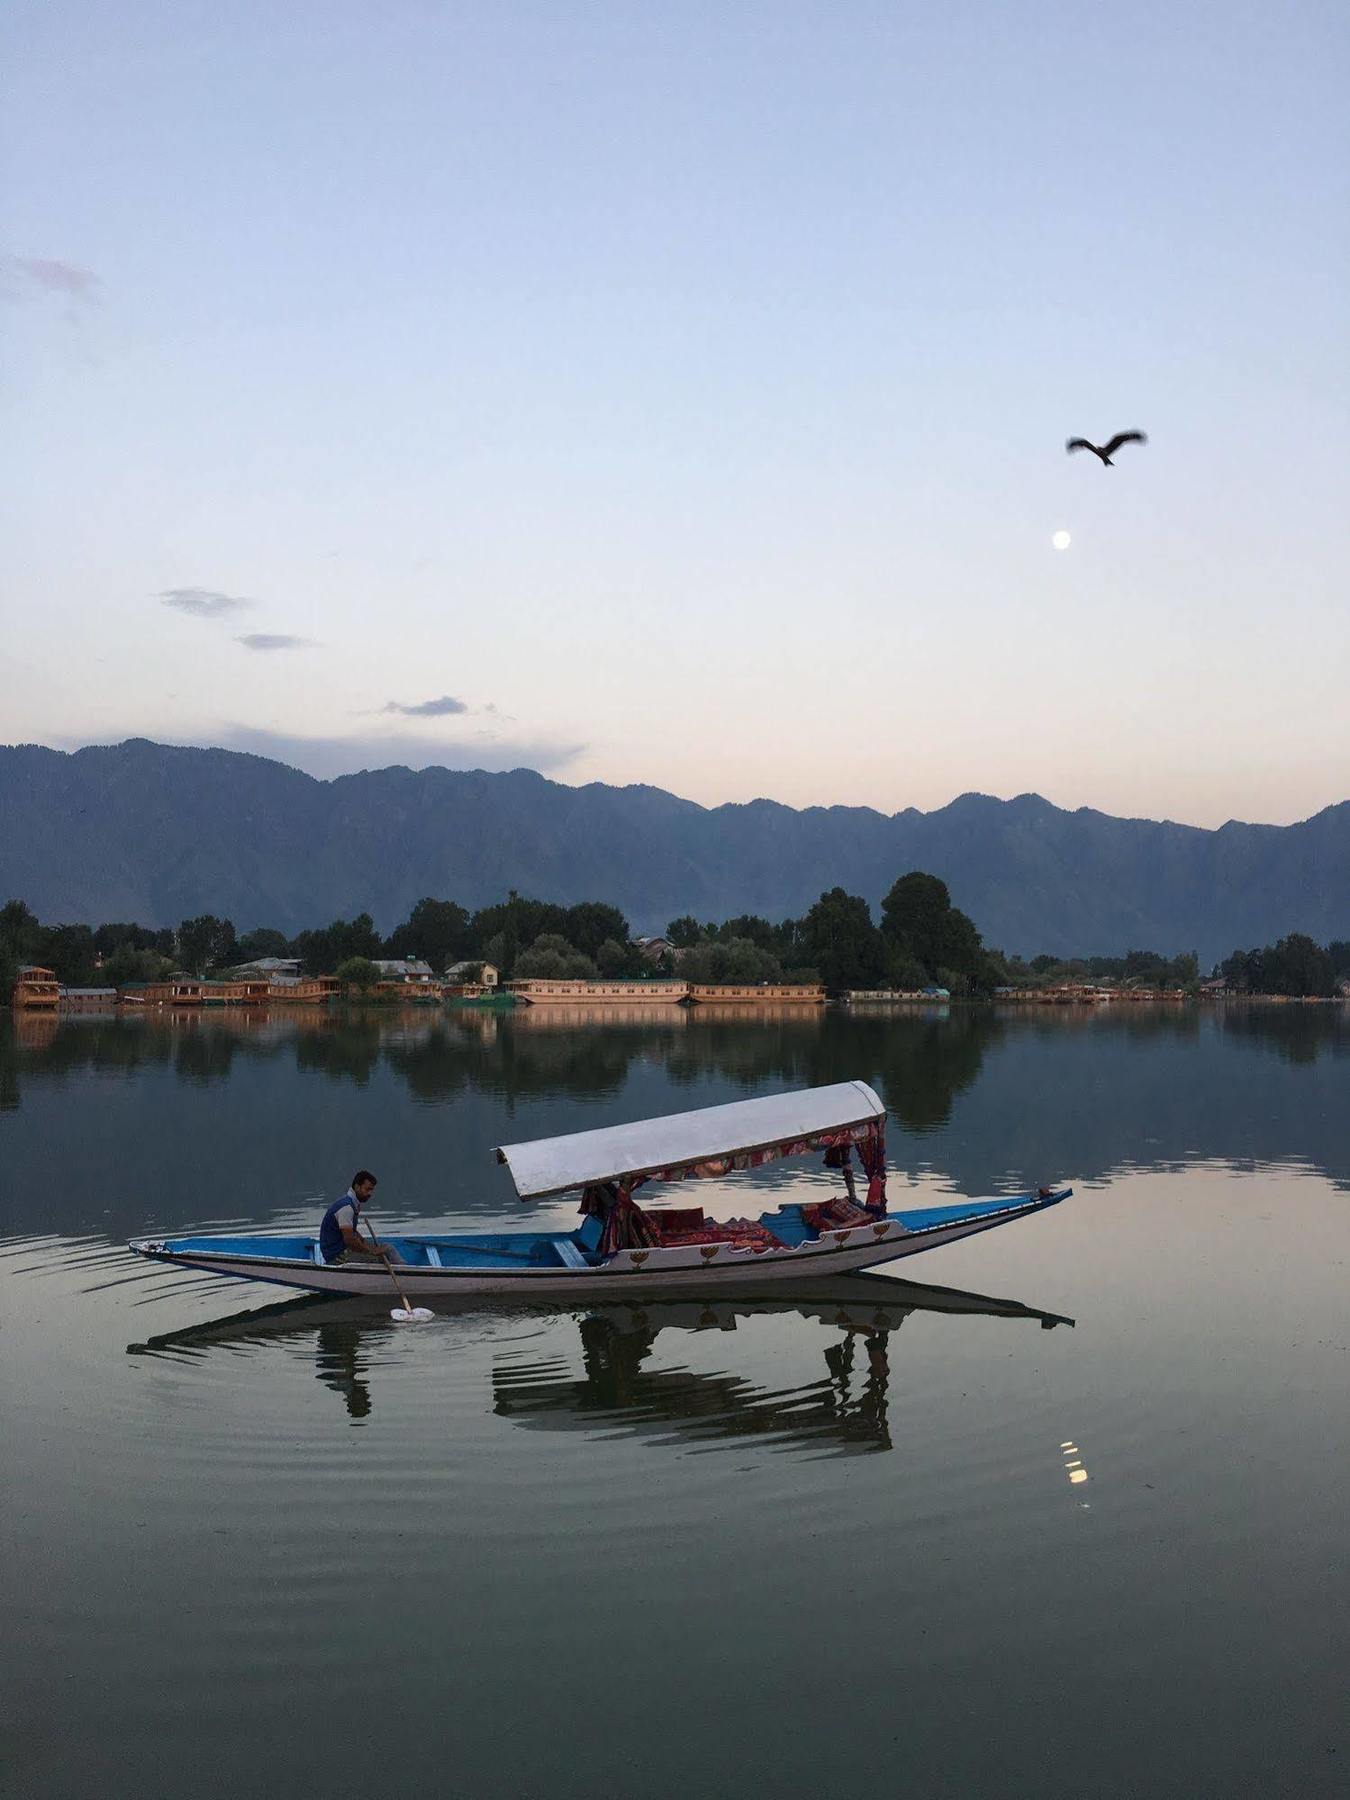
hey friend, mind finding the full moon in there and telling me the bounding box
[1052,529,1072,551]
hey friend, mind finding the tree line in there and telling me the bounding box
[1219,935,1350,999]
[4,889,1345,1001]
[666,872,1002,995]
[0,876,998,996]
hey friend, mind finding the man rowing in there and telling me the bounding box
[319,1170,400,1264]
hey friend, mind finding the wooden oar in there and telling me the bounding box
[363,1221,433,1323]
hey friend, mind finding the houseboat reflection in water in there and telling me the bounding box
[127,1277,1072,1453]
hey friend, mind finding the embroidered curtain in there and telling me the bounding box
[856,1121,887,1212]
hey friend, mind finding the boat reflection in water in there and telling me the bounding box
[127,1275,1072,1455]
[491,1277,1070,1457]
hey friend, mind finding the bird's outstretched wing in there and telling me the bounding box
[1065,438,1094,453]
[1102,431,1147,456]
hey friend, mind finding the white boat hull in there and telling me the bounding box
[130,1192,1068,1300]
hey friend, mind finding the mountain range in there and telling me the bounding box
[1,740,1346,965]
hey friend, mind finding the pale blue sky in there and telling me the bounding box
[3,1,1346,824]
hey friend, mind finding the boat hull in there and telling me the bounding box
[130,1189,1070,1299]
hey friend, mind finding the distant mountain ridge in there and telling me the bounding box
[1,740,1346,965]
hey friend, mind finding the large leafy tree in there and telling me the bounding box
[514,933,597,979]
[37,924,99,987]
[176,915,238,975]
[596,937,641,977]
[713,914,777,950]
[235,927,291,962]
[800,887,885,990]
[471,893,567,975]
[94,921,176,958]
[562,902,630,960]
[678,937,783,983]
[335,956,380,992]
[665,916,703,948]
[101,944,172,985]
[880,871,997,993]
[1221,936,1335,996]
[385,898,472,970]
[0,900,43,965]
[293,913,381,975]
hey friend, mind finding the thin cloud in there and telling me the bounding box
[1,255,101,303]
[160,587,253,619]
[382,695,469,717]
[236,633,318,652]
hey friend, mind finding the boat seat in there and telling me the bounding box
[312,1243,325,1265]
[424,1245,443,1268]
[555,1238,589,1270]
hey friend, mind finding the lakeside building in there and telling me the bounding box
[12,966,61,1009]
[508,978,689,1005]
[686,984,827,1005]
[229,957,303,979]
[225,959,339,1002]
[634,936,677,964]
[371,958,440,1003]
[445,960,500,999]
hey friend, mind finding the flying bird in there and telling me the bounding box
[1066,431,1147,466]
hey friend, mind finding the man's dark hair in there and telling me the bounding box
[352,1169,378,1187]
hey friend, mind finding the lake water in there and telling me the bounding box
[2,1002,1346,1799]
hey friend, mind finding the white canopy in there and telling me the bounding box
[494,1080,885,1200]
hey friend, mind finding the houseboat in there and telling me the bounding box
[201,979,271,1007]
[266,974,340,1003]
[12,965,60,1009]
[508,979,690,1006]
[117,978,205,1008]
[59,987,118,1011]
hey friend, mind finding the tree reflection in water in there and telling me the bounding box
[8,1000,1350,1198]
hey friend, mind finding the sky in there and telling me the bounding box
[2,0,1346,827]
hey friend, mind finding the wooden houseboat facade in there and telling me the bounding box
[267,975,339,1003]
[508,979,690,1006]
[201,979,271,1007]
[118,979,205,1007]
[12,966,61,1009]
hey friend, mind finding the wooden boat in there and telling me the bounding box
[128,1080,1070,1299]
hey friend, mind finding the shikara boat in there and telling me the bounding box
[128,1080,1070,1299]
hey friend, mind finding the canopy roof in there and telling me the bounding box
[494,1081,885,1200]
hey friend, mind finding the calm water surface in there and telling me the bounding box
[2,1003,1346,1799]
